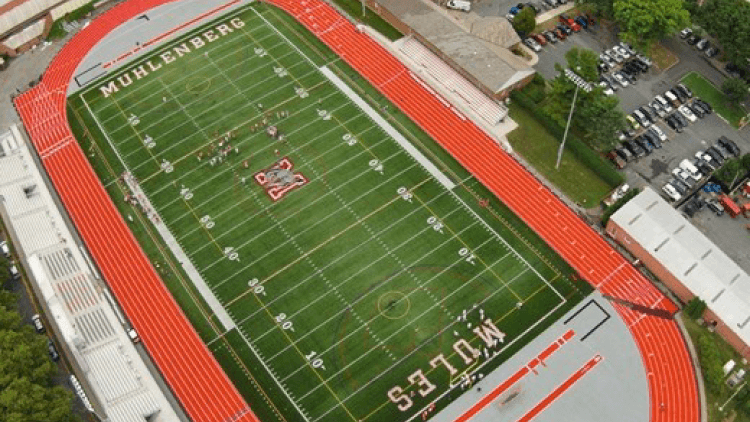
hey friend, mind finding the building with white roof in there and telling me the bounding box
[0,0,94,56]
[0,125,181,422]
[606,187,750,358]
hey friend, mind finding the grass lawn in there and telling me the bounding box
[681,71,748,128]
[329,0,402,40]
[507,104,614,208]
[650,42,679,71]
[67,3,587,422]
[681,315,750,422]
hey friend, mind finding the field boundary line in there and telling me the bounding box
[321,66,455,190]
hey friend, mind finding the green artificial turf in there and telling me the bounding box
[67,3,589,421]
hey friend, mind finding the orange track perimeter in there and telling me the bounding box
[13,0,700,421]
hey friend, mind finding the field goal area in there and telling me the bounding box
[66,3,585,422]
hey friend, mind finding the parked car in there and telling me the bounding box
[31,314,45,333]
[606,49,624,63]
[557,24,572,35]
[524,38,542,52]
[614,45,631,60]
[0,241,9,258]
[48,339,59,362]
[672,168,695,187]
[533,33,547,45]
[654,95,673,113]
[693,98,712,114]
[542,0,556,8]
[695,151,718,171]
[687,35,700,46]
[554,28,566,40]
[636,54,652,67]
[673,110,689,127]
[606,151,626,168]
[680,28,693,39]
[559,14,575,26]
[648,125,668,142]
[678,105,697,122]
[705,47,720,58]
[696,38,710,51]
[680,159,703,181]
[544,31,557,43]
[599,81,614,95]
[615,146,634,162]
[638,106,655,124]
[613,72,629,87]
[635,135,654,154]
[619,41,636,55]
[718,136,741,156]
[623,140,645,158]
[664,90,680,107]
[632,109,651,128]
[649,100,667,118]
[643,131,662,149]
[671,87,688,103]
[683,197,704,217]
[671,178,689,195]
[706,199,724,216]
[447,0,472,11]
[575,16,588,29]
[625,114,640,130]
[662,183,682,202]
[676,83,693,99]
[688,102,704,118]
[705,146,725,165]
[694,159,714,175]
[665,114,683,133]
[713,142,731,160]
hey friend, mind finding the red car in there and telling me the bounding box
[533,33,547,46]
[554,28,566,40]
[570,22,582,32]
[558,14,575,26]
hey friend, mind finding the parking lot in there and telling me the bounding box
[524,18,750,271]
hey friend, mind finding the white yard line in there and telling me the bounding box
[82,96,128,171]
[122,173,236,331]
[320,66,456,191]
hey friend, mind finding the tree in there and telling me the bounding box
[579,0,615,18]
[543,74,626,151]
[512,7,536,36]
[613,0,690,51]
[0,292,79,421]
[565,47,600,83]
[722,77,749,104]
[694,0,750,67]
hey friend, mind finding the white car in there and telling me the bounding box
[446,0,471,11]
[599,53,616,68]
[679,159,702,181]
[678,105,697,122]
[613,72,629,87]
[695,150,718,170]
[614,45,631,59]
[649,125,668,142]
[662,183,682,202]
[654,95,673,113]
[672,168,694,187]
[606,49,623,63]
[524,38,541,52]
[599,82,614,96]
[619,41,636,55]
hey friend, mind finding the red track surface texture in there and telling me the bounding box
[12,0,699,421]
[258,1,701,421]
[14,1,257,422]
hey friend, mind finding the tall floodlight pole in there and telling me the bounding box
[362,0,366,16]
[556,83,580,170]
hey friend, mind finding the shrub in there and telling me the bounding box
[697,334,726,396]
[510,91,625,188]
[684,297,707,319]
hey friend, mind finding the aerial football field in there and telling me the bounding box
[66,3,591,421]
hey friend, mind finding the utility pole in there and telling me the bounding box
[361,0,366,16]
[556,84,580,170]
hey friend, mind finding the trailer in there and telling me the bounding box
[719,194,741,218]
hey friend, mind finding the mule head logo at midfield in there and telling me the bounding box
[253,157,308,202]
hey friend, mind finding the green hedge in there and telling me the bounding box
[684,297,708,319]
[329,0,402,40]
[511,90,625,187]
[698,334,728,396]
[601,187,640,225]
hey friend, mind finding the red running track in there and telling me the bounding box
[12,0,700,420]
[14,1,259,422]
[260,1,700,421]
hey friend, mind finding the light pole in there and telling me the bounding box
[555,83,580,170]
[361,0,366,16]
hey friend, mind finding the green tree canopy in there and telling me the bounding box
[565,47,600,83]
[722,77,749,104]
[613,0,690,51]
[693,0,750,67]
[0,292,78,422]
[543,74,625,151]
[512,7,536,36]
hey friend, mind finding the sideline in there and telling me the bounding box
[320,65,456,190]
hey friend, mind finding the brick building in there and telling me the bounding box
[607,188,750,358]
